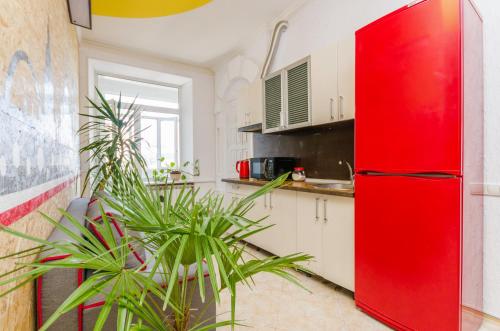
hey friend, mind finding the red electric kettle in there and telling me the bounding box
[236,160,250,179]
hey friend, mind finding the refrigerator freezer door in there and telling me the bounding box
[355,0,462,175]
[355,174,461,330]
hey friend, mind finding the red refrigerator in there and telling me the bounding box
[354,0,483,330]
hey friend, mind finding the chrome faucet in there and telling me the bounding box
[339,160,354,185]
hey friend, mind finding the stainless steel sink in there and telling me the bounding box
[311,183,354,191]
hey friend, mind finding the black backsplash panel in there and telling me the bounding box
[252,121,354,180]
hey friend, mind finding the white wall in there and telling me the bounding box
[79,41,216,184]
[473,0,500,319]
[241,0,409,73]
[214,0,500,318]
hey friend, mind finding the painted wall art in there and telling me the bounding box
[0,0,80,222]
[0,1,80,328]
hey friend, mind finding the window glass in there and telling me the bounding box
[97,74,181,174]
[141,118,158,172]
[97,75,179,109]
[160,119,177,166]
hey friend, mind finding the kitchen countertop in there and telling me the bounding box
[222,178,354,198]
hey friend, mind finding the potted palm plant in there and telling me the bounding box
[78,88,146,194]
[0,170,311,330]
[0,88,313,331]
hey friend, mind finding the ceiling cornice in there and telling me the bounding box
[79,39,214,74]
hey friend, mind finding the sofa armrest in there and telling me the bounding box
[36,198,89,331]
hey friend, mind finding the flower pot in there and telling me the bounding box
[170,172,182,181]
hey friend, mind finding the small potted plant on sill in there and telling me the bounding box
[153,158,200,183]
[168,164,184,181]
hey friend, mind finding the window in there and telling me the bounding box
[98,75,180,109]
[96,74,181,173]
[140,111,179,171]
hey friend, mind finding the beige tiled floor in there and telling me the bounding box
[217,247,500,331]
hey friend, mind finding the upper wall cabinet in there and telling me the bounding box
[263,72,283,132]
[250,35,354,133]
[337,36,355,121]
[311,35,355,125]
[237,79,263,128]
[286,60,311,130]
[263,57,312,133]
[311,42,338,125]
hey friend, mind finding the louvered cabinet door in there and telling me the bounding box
[286,59,311,129]
[263,72,283,133]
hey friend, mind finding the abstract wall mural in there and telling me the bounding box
[0,1,80,328]
[0,0,80,224]
[0,28,78,196]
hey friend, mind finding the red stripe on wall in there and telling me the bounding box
[0,177,75,226]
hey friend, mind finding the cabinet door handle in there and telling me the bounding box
[264,194,268,208]
[338,95,344,120]
[323,199,328,222]
[269,192,273,209]
[329,98,335,120]
[315,198,320,221]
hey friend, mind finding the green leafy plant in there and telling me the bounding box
[0,172,312,331]
[0,87,313,331]
[152,159,199,183]
[79,88,146,194]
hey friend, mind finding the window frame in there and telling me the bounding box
[94,72,183,173]
[140,113,180,171]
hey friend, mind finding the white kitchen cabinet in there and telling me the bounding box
[237,79,263,128]
[296,194,324,274]
[337,35,355,121]
[235,185,269,249]
[225,184,297,257]
[224,182,353,291]
[224,185,241,209]
[311,35,355,124]
[266,189,297,257]
[263,58,311,133]
[321,195,354,291]
[296,192,354,291]
[311,42,339,125]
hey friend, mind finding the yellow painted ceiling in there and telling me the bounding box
[92,0,212,18]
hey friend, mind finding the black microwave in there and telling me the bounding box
[250,157,298,180]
